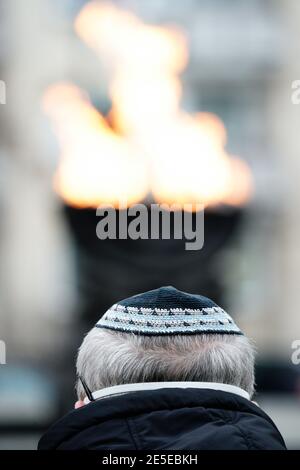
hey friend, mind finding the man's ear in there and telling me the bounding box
[75,400,85,409]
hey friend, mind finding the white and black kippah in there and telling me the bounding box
[96,286,242,336]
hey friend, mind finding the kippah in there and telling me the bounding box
[96,286,242,336]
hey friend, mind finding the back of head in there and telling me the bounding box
[39,287,288,451]
[76,286,255,400]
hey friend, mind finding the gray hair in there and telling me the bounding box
[76,328,256,400]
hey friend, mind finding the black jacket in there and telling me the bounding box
[38,387,286,450]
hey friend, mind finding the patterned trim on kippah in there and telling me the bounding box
[96,303,242,335]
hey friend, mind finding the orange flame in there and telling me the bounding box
[43,1,252,208]
[42,83,148,208]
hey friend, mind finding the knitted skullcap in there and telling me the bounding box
[96,286,242,336]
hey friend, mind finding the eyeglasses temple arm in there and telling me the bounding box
[79,376,95,402]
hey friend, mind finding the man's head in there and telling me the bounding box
[76,287,255,405]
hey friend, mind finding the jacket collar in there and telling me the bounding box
[84,381,250,404]
[39,386,283,450]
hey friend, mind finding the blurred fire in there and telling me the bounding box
[43,1,252,209]
[43,83,148,208]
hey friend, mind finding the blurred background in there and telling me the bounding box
[0,0,300,449]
